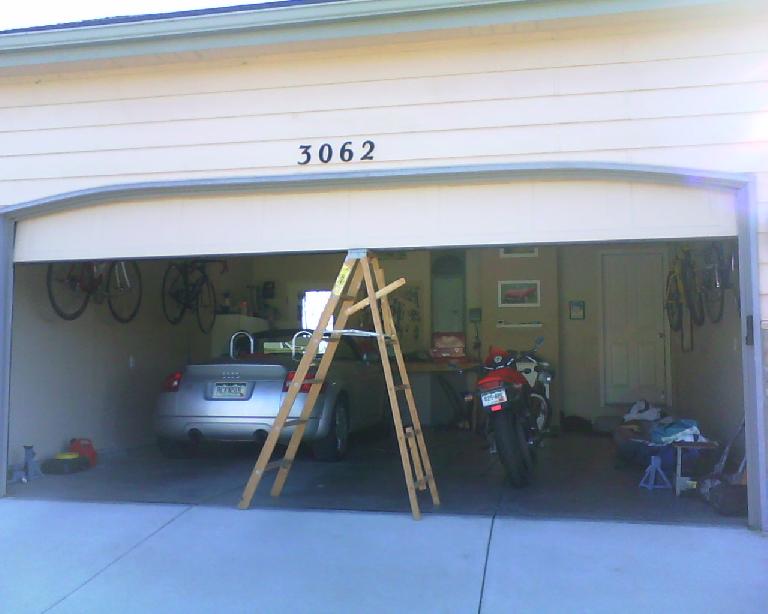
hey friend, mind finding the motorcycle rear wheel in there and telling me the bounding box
[491,411,532,488]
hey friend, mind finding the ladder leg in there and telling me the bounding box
[406,427,426,490]
[360,256,421,520]
[239,257,357,509]
[372,257,441,507]
[270,264,365,497]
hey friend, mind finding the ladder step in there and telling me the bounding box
[283,418,309,427]
[265,458,293,472]
[287,378,324,386]
[394,384,410,391]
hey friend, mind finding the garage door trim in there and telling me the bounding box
[0,161,764,532]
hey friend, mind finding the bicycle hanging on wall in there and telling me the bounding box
[161,259,226,334]
[664,241,740,352]
[47,260,143,323]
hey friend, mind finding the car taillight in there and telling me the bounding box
[162,371,183,392]
[283,369,325,393]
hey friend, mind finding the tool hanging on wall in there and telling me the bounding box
[238,249,440,519]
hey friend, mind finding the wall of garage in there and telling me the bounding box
[670,260,745,448]
[466,246,561,408]
[558,243,670,420]
[559,241,745,447]
[7,260,195,465]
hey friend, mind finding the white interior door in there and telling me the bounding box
[602,252,668,405]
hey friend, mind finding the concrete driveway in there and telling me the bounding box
[1,499,766,613]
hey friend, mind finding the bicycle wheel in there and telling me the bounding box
[702,246,725,324]
[665,271,683,332]
[47,262,90,321]
[196,276,217,334]
[681,258,705,326]
[161,263,186,325]
[107,261,142,323]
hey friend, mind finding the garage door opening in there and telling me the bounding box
[5,239,749,525]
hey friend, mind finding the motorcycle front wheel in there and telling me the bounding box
[529,392,552,444]
[491,410,532,488]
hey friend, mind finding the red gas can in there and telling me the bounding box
[69,438,97,466]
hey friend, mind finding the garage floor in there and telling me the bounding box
[7,430,743,526]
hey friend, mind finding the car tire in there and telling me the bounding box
[312,399,350,462]
[157,437,195,459]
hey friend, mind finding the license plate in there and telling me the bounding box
[213,383,247,399]
[480,388,507,407]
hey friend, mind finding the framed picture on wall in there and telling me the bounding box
[499,246,538,258]
[568,300,586,320]
[498,280,540,307]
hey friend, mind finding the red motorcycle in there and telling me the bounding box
[476,344,546,486]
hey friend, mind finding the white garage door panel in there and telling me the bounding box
[13,180,737,262]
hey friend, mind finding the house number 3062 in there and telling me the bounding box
[297,140,375,165]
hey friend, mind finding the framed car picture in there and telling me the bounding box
[498,280,540,307]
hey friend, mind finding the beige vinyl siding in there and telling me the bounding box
[1,9,767,301]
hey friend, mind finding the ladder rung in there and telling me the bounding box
[265,458,293,472]
[288,378,324,386]
[283,418,309,427]
[416,478,427,491]
[338,293,358,301]
[394,384,410,391]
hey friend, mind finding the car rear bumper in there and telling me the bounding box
[155,415,322,442]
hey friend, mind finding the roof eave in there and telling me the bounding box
[0,0,736,71]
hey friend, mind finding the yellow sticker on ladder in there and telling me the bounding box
[333,263,353,295]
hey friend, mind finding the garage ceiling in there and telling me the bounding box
[13,179,737,262]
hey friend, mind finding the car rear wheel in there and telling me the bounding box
[312,399,350,461]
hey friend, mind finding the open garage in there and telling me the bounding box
[1,170,759,526]
[0,0,766,533]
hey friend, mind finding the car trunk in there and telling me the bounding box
[178,361,301,418]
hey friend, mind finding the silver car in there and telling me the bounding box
[155,329,386,460]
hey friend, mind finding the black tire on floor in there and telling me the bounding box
[312,399,350,462]
[491,410,531,488]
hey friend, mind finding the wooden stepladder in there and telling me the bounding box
[238,249,440,519]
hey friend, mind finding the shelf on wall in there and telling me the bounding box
[495,321,543,328]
